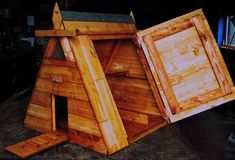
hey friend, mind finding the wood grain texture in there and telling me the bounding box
[63,21,137,35]
[137,8,235,122]
[70,36,128,154]
[5,131,68,159]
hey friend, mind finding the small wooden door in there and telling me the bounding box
[137,9,235,122]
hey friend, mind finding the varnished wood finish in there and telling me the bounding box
[137,9,235,122]
[5,131,68,159]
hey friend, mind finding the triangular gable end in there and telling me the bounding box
[24,3,129,154]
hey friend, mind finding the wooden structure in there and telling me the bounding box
[5,3,235,158]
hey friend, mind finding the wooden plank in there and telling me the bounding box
[63,21,137,35]
[43,38,58,59]
[192,15,231,94]
[107,76,161,116]
[169,88,235,122]
[35,78,89,101]
[27,103,52,120]
[51,94,56,131]
[151,19,193,40]
[39,64,82,83]
[42,58,76,68]
[89,34,135,40]
[35,30,79,37]
[125,116,167,143]
[52,3,75,62]
[5,131,68,159]
[68,98,95,120]
[70,36,128,153]
[143,34,180,114]
[135,46,168,121]
[119,109,149,125]
[68,129,107,154]
[24,115,52,133]
[68,113,101,137]
[106,40,146,78]
[30,90,51,107]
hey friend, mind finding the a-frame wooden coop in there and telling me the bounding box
[6,3,235,158]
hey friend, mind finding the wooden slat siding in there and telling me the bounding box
[139,36,173,120]
[200,13,234,89]
[39,64,82,83]
[135,46,168,121]
[24,115,52,133]
[43,38,58,58]
[119,109,148,125]
[68,114,101,137]
[105,40,122,72]
[192,15,231,94]
[125,116,167,143]
[107,76,161,116]
[68,98,95,120]
[35,30,78,37]
[63,21,137,35]
[107,40,146,78]
[30,90,51,107]
[70,36,128,154]
[42,58,76,68]
[93,40,116,69]
[69,129,107,154]
[143,34,181,114]
[151,19,193,40]
[35,78,89,101]
[27,103,52,120]
[5,131,68,159]
[52,3,75,62]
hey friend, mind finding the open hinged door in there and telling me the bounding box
[137,9,235,123]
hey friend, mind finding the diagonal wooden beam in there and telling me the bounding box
[52,3,75,62]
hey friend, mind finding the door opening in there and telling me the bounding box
[54,95,68,132]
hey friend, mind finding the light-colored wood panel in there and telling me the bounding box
[63,21,137,35]
[27,103,52,120]
[30,90,51,107]
[68,98,95,120]
[24,115,52,133]
[39,64,82,83]
[68,114,101,137]
[119,109,148,125]
[143,34,180,114]
[35,78,89,101]
[179,88,223,110]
